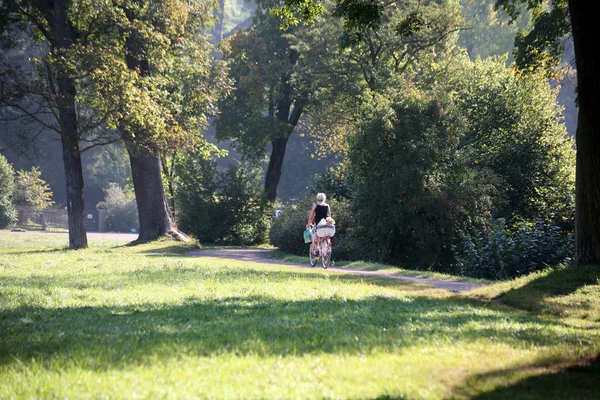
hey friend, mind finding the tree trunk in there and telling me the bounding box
[127,142,187,242]
[569,0,600,264]
[265,136,289,202]
[53,0,87,249]
[262,48,305,203]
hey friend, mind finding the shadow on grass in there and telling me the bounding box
[452,353,600,400]
[496,265,600,315]
[2,290,597,371]
[1,247,72,255]
[126,244,199,256]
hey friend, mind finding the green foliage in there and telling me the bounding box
[348,89,496,269]
[97,183,138,233]
[0,153,14,201]
[67,0,230,153]
[215,3,303,161]
[496,0,570,77]
[270,194,355,260]
[441,55,576,225]
[0,154,16,228]
[453,218,574,280]
[458,0,530,62]
[12,167,53,210]
[269,196,313,255]
[176,154,271,245]
[0,197,17,229]
[312,162,353,202]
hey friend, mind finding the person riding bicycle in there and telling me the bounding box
[306,193,331,245]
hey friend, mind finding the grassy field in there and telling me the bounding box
[1,234,599,399]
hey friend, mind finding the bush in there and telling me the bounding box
[452,218,574,280]
[0,197,16,229]
[441,55,576,225]
[269,195,355,260]
[97,183,139,232]
[176,155,271,246]
[0,154,16,229]
[269,196,313,256]
[347,90,496,270]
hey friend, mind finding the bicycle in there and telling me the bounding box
[309,235,333,269]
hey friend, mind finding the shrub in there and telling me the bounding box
[0,197,16,229]
[441,55,576,226]
[269,195,355,260]
[96,183,139,232]
[452,218,574,280]
[0,154,16,229]
[347,90,496,270]
[176,155,271,246]
[269,196,313,256]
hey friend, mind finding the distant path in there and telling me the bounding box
[186,248,485,293]
[0,231,138,241]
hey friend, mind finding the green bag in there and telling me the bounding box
[303,227,312,243]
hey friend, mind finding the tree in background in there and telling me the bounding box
[13,167,54,210]
[0,154,16,228]
[66,0,230,242]
[494,0,598,264]
[217,0,463,202]
[12,166,54,229]
[0,0,89,248]
[348,88,497,268]
[216,0,307,202]
[441,55,575,226]
[175,152,271,245]
[96,183,138,233]
[275,0,600,265]
[458,0,529,62]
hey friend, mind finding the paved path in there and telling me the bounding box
[186,248,485,293]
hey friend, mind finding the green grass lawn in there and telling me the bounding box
[1,234,599,399]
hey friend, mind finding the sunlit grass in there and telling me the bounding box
[1,234,599,399]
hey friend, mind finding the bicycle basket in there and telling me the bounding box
[316,224,335,238]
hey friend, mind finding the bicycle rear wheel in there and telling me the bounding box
[321,240,331,269]
[309,243,317,267]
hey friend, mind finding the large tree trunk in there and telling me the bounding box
[569,0,600,264]
[263,48,304,202]
[265,136,289,202]
[53,0,87,249]
[127,142,187,242]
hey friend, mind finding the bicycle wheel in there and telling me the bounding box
[309,243,317,267]
[321,240,331,269]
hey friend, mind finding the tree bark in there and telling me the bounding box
[127,142,186,242]
[265,136,289,202]
[569,0,600,264]
[53,0,87,249]
[263,48,304,202]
